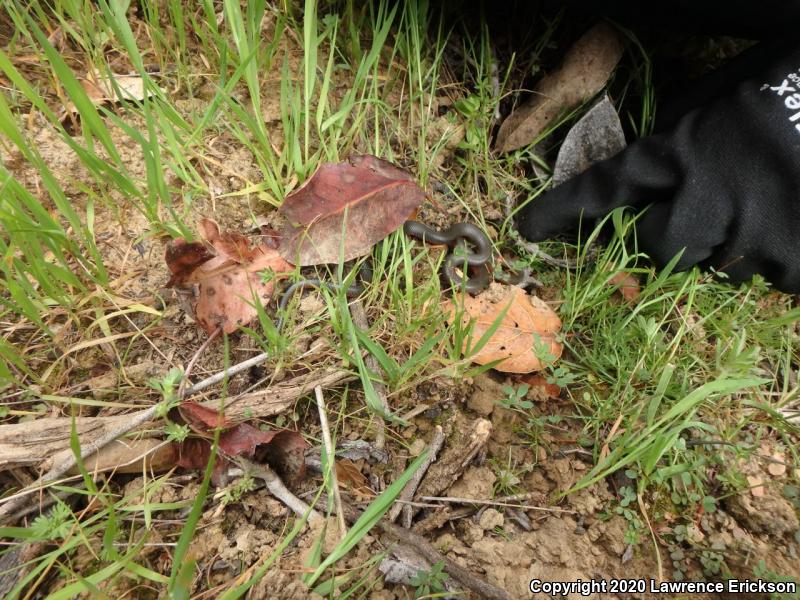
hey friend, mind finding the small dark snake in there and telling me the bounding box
[276,221,493,329]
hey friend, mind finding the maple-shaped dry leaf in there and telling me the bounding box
[278,155,425,266]
[446,284,563,373]
[165,218,293,334]
[495,23,624,153]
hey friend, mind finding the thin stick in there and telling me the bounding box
[314,386,347,537]
[0,328,219,524]
[184,350,269,396]
[388,426,445,525]
[178,326,221,398]
[335,503,509,600]
[420,496,577,515]
[638,492,664,583]
[239,457,322,525]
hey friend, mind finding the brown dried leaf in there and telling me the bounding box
[446,284,562,373]
[608,272,641,303]
[495,23,624,153]
[60,70,157,124]
[336,459,375,500]
[68,439,177,475]
[165,218,293,334]
[278,155,425,265]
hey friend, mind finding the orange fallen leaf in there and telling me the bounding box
[608,272,641,302]
[165,218,293,334]
[446,283,563,373]
[278,155,425,266]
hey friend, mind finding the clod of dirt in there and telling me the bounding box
[467,374,503,416]
[447,466,496,500]
[478,508,505,531]
[747,474,766,497]
[768,453,787,476]
[725,488,800,535]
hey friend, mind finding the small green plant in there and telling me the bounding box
[221,473,256,506]
[546,364,578,388]
[615,485,644,546]
[491,451,528,496]
[753,559,800,600]
[499,383,532,410]
[30,500,74,541]
[149,367,184,418]
[410,561,449,598]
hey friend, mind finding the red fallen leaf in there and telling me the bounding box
[256,430,310,484]
[219,422,279,456]
[518,374,562,401]
[174,438,231,485]
[174,401,310,484]
[165,239,213,287]
[179,401,235,431]
[278,155,426,266]
[608,272,641,303]
[165,218,294,334]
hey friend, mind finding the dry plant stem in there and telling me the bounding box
[340,501,509,600]
[184,350,268,396]
[349,300,389,449]
[0,329,220,524]
[314,386,347,537]
[238,457,322,525]
[179,326,221,398]
[638,492,664,583]
[388,425,445,525]
[0,404,161,523]
[420,496,577,515]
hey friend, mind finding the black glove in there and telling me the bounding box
[517,39,800,293]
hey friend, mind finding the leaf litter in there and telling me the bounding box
[495,23,624,153]
[165,218,293,334]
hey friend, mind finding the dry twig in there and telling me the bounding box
[238,457,322,525]
[339,501,509,600]
[388,425,445,526]
[314,386,347,536]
